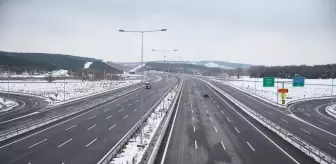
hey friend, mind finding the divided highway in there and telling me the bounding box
[0,75,177,164]
[156,78,314,164]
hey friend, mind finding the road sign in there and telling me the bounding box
[278,88,288,93]
[263,77,275,87]
[293,76,305,87]
[281,93,286,99]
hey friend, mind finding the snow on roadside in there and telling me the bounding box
[209,76,336,105]
[0,97,18,112]
[326,104,336,119]
[0,80,140,104]
[110,89,177,164]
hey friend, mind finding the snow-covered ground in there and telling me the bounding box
[0,97,18,112]
[326,104,336,119]
[0,79,140,104]
[110,88,177,164]
[210,76,335,105]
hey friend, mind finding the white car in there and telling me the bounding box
[144,82,151,89]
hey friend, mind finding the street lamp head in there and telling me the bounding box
[173,50,178,51]
[161,29,167,31]
[152,49,156,51]
[118,29,125,32]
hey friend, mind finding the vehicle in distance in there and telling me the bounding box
[145,82,151,89]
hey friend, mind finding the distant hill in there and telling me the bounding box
[0,51,122,74]
[144,60,252,69]
[106,61,131,71]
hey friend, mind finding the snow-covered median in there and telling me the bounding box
[110,88,177,164]
[0,97,18,112]
[326,104,336,119]
[0,80,140,104]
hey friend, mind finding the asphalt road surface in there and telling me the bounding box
[157,78,314,164]
[0,75,177,164]
[206,78,336,159]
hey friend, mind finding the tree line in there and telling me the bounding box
[248,64,336,79]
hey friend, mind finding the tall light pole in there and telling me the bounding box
[332,72,334,106]
[152,49,178,76]
[119,28,166,145]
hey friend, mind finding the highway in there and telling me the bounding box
[156,78,314,164]
[289,98,336,134]
[0,75,177,164]
[0,92,49,122]
[205,78,336,158]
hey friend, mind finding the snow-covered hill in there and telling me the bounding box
[204,62,235,69]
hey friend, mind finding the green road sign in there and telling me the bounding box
[263,77,275,87]
[293,76,305,87]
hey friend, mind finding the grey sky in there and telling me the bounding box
[0,0,335,66]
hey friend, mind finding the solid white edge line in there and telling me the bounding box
[247,142,255,151]
[203,81,301,164]
[57,138,72,148]
[65,125,76,131]
[316,104,336,123]
[160,82,183,164]
[220,141,226,150]
[28,139,47,148]
[85,138,97,147]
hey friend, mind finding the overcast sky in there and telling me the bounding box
[0,0,335,66]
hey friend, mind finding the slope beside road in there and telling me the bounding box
[156,77,314,164]
[0,75,177,164]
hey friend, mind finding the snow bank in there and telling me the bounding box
[0,97,18,112]
[110,88,177,164]
[210,76,335,105]
[0,80,140,104]
[84,62,93,69]
[326,104,336,119]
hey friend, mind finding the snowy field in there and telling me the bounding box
[0,79,140,104]
[111,88,177,164]
[210,76,335,105]
[0,97,18,112]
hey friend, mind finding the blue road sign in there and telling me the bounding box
[293,76,305,87]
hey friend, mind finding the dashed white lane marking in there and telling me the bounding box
[319,120,329,125]
[220,141,226,150]
[124,100,127,102]
[28,139,47,148]
[123,115,129,119]
[118,108,124,112]
[210,117,213,122]
[133,108,137,112]
[193,126,196,132]
[116,104,120,106]
[135,100,138,102]
[128,104,131,106]
[329,143,336,148]
[304,113,311,117]
[65,125,76,131]
[85,138,97,148]
[217,105,220,108]
[300,128,311,135]
[247,142,255,151]
[192,117,194,121]
[226,117,231,122]
[104,109,110,112]
[266,111,274,115]
[195,140,198,149]
[234,127,240,133]
[105,114,113,119]
[191,110,193,113]
[109,124,116,130]
[88,115,96,120]
[281,118,288,124]
[221,110,224,114]
[214,126,218,132]
[206,110,209,114]
[87,124,96,131]
[57,138,72,148]
[204,105,207,108]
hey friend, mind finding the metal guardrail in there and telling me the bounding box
[203,79,336,164]
[0,85,143,142]
[97,78,181,164]
[141,81,183,164]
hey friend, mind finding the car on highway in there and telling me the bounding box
[144,82,151,89]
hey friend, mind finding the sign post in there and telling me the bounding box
[263,77,275,87]
[293,76,305,87]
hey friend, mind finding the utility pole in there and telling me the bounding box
[63,79,66,101]
[254,77,257,94]
[7,67,9,99]
[277,72,280,104]
[332,72,334,105]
